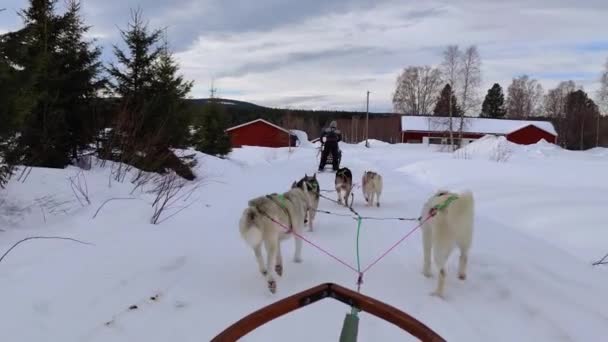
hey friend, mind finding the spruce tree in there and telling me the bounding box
[147,39,194,149]
[481,83,506,118]
[56,0,104,160]
[106,8,163,158]
[107,9,196,179]
[107,8,162,117]
[7,0,72,168]
[193,100,232,157]
[433,84,462,116]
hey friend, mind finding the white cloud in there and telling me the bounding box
[174,0,608,111]
[2,0,608,111]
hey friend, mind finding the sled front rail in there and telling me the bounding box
[211,283,445,342]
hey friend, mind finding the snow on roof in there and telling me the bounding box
[401,116,557,136]
[225,118,293,135]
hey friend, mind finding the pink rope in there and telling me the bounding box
[266,215,360,274]
[263,208,436,282]
[361,214,434,275]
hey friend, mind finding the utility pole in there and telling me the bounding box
[209,78,217,99]
[365,91,370,148]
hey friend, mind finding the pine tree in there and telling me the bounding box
[147,38,194,149]
[481,83,506,118]
[56,0,104,161]
[0,36,34,187]
[565,90,600,150]
[107,8,162,117]
[106,9,196,180]
[5,0,71,168]
[193,100,232,157]
[105,8,162,159]
[433,84,462,116]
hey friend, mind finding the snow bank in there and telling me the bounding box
[290,129,315,148]
[453,135,519,162]
[357,139,390,147]
[1,143,608,341]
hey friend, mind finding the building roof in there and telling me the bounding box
[401,115,557,136]
[225,118,292,134]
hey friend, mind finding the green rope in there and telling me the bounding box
[355,216,362,274]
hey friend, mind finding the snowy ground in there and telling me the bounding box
[1,137,607,341]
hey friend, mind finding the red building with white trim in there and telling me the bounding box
[225,118,298,148]
[401,116,557,145]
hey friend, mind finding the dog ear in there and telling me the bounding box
[313,173,317,179]
[292,181,297,188]
[305,173,308,178]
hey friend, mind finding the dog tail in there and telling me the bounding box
[239,207,263,248]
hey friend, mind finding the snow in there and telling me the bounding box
[1,140,607,341]
[402,115,558,136]
[290,129,315,148]
[357,139,391,147]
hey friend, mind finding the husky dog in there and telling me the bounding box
[292,173,320,232]
[419,189,474,299]
[362,171,383,207]
[239,185,314,294]
[334,167,353,207]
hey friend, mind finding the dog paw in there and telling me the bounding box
[261,269,268,276]
[458,273,466,281]
[293,257,303,263]
[275,264,283,276]
[423,270,433,278]
[268,280,277,294]
[377,202,380,207]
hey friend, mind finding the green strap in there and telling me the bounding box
[434,194,458,212]
[276,194,286,207]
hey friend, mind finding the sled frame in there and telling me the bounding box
[211,282,446,341]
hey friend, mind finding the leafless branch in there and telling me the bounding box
[149,172,201,224]
[92,197,138,219]
[0,236,94,265]
[68,170,91,206]
[592,252,608,266]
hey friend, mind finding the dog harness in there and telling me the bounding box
[418,194,459,221]
[266,194,295,233]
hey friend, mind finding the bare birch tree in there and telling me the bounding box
[457,45,481,145]
[599,58,608,115]
[506,75,544,118]
[392,66,443,115]
[545,81,578,146]
[439,45,461,150]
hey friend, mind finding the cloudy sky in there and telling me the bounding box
[1,0,607,112]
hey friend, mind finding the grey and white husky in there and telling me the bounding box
[362,171,383,207]
[239,185,314,294]
[292,173,320,231]
[335,167,353,207]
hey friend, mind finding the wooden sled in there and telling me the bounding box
[211,283,446,341]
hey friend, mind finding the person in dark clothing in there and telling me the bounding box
[318,120,342,171]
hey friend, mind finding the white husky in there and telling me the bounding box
[239,185,314,294]
[419,189,474,299]
[362,171,383,207]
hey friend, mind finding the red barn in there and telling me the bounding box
[225,118,298,148]
[401,116,557,145]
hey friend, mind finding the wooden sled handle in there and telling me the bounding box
[211,283,446,342]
